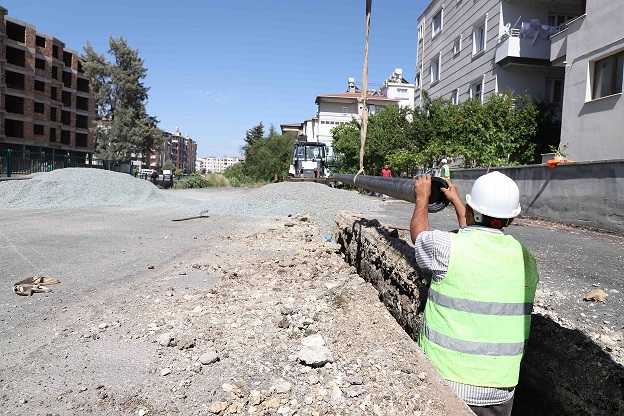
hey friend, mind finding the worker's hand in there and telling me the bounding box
[414,174,432,202]
[439,178,462,207]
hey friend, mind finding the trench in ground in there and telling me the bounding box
[333,215,624,416]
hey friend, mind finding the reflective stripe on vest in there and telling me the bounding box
[427,289,534,316]
[421,320,527,356]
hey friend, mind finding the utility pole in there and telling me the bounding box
[357,0,372,177]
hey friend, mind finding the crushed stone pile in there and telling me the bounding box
[0,168,382,238]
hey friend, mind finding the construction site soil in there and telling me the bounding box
[0,169,622,415]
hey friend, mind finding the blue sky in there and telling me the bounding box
[5,0,429,157]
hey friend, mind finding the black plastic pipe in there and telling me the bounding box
[330,174,449,213]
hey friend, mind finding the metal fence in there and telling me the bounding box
[0,149,130,177]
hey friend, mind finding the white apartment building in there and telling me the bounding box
[416,0,624,162]
[198,156,243,174]
[302,69,414,147]
[416,0,583,106]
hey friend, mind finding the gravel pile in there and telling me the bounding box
[0,168,382,239]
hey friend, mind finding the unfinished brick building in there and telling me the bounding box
[0,7,96,160]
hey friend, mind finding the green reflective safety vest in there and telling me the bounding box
[418,230,539,387]
[440,164,450,178]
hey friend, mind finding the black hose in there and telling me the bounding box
[330,174,449,213]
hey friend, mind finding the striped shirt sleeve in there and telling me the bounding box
[413,229,451,282]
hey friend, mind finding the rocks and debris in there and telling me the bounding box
[12,275,61,296]
[583,288,607,302]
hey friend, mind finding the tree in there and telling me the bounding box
[331,90,541,174]
[244,122,264,149]
[243,125,296,181]
[81,36,160,162]
[332,105,414,174]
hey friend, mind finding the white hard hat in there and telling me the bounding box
[465,171,521,219]
[441,158,447,164]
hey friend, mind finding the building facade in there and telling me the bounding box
[416,0,584,106]
[145,128,197,174]
[556,0,624,161]
[415,0,624,162]
[304,73,405,147]
[197,156,243,174]
[0,7,97,159]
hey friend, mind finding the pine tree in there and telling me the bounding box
[81,36,160,162]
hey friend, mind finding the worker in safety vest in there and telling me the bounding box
[439,158,450,178]
[410,171,539,416]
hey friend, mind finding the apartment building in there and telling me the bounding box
[304,72,409,147]
[197,156,243,174]
[555,0,624,161]
[145,128,197,174]
[0,7,97,159]
[415,0,624,162]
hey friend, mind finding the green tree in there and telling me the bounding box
[243,122,264,151]
[243,125,296,181]
[243,123,297,181]
[81,36,160,162]
[332,105,415,174]
[331,90,540,174]
[162,160,175,171]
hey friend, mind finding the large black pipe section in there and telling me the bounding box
[330,174,449,213]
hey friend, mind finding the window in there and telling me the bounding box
[35,80,45,92]
[415,72,421,89]
[5,95,24,114]
[451,89,459,105]
[397,88,408,98]
[418,23,424,43]
[6,119,24,138]
[63,51,73,67]
[7,71,25,90]
[63,71,72,88]
[34,124,45,136]
[342,106,349,114]
[545,78,564,104]
[430,53,441,84]
[473,15,488,56]
[52,66,58,80]
[548,13,577,29]
[51,86,58,101]
[432,8,443,39]
[61,130,71,145]
[76,133,88,147]
[470,77,485,103]
[35,58,46,70]
[62,110,71,126]
[453,35,462,56]
[62,91,72,106]
[36,35,46,48]
[50,107,57,122]
[6,21,26,43]
[592,51,624,99]
[77,77,90,93]
[34,102,45,113]
[49,127,56,142]
[76,114,89,129]
[76,96,89,111]
[6,46,26,67]
[53,45,59,59]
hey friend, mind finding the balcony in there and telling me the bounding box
[496,20,558,68]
